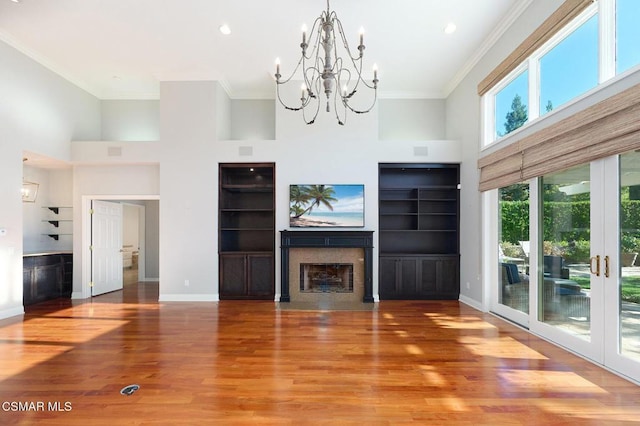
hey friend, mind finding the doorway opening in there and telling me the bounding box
[81,195,159,301]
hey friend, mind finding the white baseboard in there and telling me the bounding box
[142,277,159,282]
[0,306,25,320]
[158,294,219,302]
[458,294,484,312]
[71,291,87,300]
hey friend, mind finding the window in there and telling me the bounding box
[494,70,529,139]
[481,0,640,146]
[539,15,598,117]
[616,0,640,74]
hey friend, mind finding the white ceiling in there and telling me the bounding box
[0,0,531,101]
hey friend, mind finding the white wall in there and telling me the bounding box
[445,0,564,308]
[379,99,446,140]
[0,39,100,319]
[230,100,275,140]
[101,100,159,141]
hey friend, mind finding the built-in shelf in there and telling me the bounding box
[219,163,275,300]
[42,206,72,241]
[378,163,460,300]
[45,234,72,241]
[43,206,72,214]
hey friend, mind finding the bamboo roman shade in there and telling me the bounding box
[477,0,594,97]
[479,82,640,191]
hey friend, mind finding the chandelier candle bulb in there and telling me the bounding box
[275,58,280,77]
[359,27,364,46]
[302,24,307,45]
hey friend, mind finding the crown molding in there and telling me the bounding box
[443,0,534,97]
[0,29,101,99]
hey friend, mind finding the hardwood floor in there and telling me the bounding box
[1,284,639,425]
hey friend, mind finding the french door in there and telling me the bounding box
[530,152,640,383]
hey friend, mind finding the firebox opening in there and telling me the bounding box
[300,263,354,293]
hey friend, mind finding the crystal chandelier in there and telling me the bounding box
[274,0,378,125]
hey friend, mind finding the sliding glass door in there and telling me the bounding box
[492,151,640,383]
[539,163,592,344]
[531,152,640,382]
[603,151,640,380]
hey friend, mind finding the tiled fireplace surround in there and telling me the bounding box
[280,230,374,303]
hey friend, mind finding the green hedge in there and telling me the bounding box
[500,200,640,262]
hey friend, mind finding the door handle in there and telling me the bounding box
[590,255,600,277]
[604,255,610,278]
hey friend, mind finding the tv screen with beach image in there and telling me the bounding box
[289,184,364,228]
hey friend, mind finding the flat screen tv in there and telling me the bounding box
[289,184,364,228]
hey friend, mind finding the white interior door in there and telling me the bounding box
[91,200,123,296]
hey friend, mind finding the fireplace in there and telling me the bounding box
[280,230,374,303]
[300,263,354,293]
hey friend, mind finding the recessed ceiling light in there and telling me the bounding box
[444,22,457,34]
[219,24,231,36]
[10,0,21,3]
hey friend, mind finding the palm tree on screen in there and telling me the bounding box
[292,185,337,218]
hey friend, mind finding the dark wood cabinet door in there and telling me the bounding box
[437,256,460,298]
[23,254,67,305]
[379,257,400,298]
[380,255,459,300]
[247,254,273,298]
[220,254,247,298]
[399,258,418,296]
[220,253,274,299]
[418,256,460,299]
[379,256,419,299]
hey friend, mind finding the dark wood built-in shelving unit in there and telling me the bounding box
[219,163,275,299]
[378,163,460,299]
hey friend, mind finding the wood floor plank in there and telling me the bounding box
[0,283,639,425]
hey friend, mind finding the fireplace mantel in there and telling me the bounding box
[280,230,374,303]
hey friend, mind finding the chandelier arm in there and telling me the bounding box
[303,56,325,98]
[334,18,363,62]
[303,16,324,61]
[276,55,306,85]
[276,83,311,111]
[333,19,376,95]
[343,87,378,114]
[333,83,346,125]
[302,80,322,124]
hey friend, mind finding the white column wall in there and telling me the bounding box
[0,39,100,319]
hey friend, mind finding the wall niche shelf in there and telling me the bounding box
[42,206,73,240]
